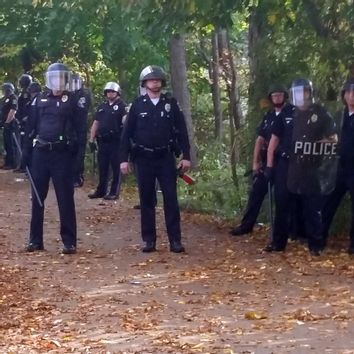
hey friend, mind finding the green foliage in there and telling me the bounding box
[178,143,249,219]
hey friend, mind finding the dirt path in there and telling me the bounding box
[0,170,354,354]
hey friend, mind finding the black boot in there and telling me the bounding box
[170,241,185,253]
[142,241,156,253]
[229,225,253,236]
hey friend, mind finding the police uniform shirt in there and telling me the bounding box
[120,93,190,162]
[0,93,18,123]
[271,104,296,155]
[95,98,126,136]
[30,91,85,144]
[257,107,287,143]
[16,89,31,122]
[338,107,354,167]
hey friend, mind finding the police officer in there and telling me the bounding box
[23,63,87,254]
[71,73,91,187]
[0,82,18,169]
[322,78,354,254]
[265,79,337,256]
[120,65,191,253]
[14,74,32,172]
[230,84,289,236]
[88,82,126,200]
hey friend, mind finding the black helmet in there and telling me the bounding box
[342,77,354,93]
[45,62,71,91]
[1,82,15,96]
[267,83,288,100]
[290,78,314,107]
[19,74,32,89]
[28,82,42,95]
[139,65,166,87]
[71,73,83,92]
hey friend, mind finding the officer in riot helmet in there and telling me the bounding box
[88,81,126,200]
[264,78,337,256]
[28,82,42,98]
[14,74,33,172]
[22,62,87,254]
[322,78,354,254]
[70,73,91,187]
[230,84,290,236]
[0,82,18,169]
[120,65,191,253]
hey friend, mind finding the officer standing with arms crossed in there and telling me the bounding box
[0,82,17,169]
[120,65,191,253]
[264,79,337,256]
[23,63,87,254]
[322,78,354,254]
[230,84,289,236]
[88,82,126,200]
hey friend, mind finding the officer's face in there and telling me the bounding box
[145,79,162,93]
[344,90,354,108]
[271,92,285,105]
[106,90,118,100]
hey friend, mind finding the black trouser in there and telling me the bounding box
[3,125,15,167]
[272,158,323,251]
[96,139,121,196]
[322,167,354,249]
[29,146,76,248]
[135,152,181,244]
[239,173,269,230]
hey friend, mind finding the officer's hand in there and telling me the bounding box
[252,169,261,179]
[88,141,97,153]
[177,159,191,173]
[264,166,274,182]
[120,162,131,175]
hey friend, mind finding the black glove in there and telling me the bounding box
[89,141,97,153]
[263,166,274,181]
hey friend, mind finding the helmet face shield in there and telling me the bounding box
[290,85,313,108]
[45,70,71,91]
[71,76,82,91]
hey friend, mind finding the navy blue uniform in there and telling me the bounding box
[15,89,31,169]
[72,89,91,186]
[322,108,354,251]
[94,97,126,197]
[270,104,335,252]
[24,91,86,249]
[0,93,18,168]
[236,109,280,232]
[120,93,190,245]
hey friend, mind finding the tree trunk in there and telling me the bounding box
[169,33,197,167]
[211,28,223,140]
[217,27,242,195]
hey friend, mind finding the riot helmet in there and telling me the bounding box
[1,82,15,97]
[103,82,121,95]
[71,73,83,92]
[19,74,32,89]
[267,84,288,100]
[139,65,166,87]
[342,77,354,106]
[341,78,354,96]
[290,78,314,108]
[45,63,71,91]
[28,82,42,95]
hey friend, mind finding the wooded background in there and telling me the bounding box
[1,0,353,221]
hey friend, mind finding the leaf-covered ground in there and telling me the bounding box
[0,170,354,354]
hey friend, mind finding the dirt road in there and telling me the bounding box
[0,170,354,354]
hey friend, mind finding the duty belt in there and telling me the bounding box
[135,144,172,159]
[34,137,68,151]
